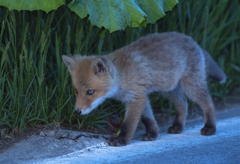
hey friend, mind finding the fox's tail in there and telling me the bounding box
[202,49,226,83]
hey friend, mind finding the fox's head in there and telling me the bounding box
[62,55,117,115]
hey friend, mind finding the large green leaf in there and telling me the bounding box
[68,0,147,33]
[68,0,178,33]
[0,0,65,13]
[0,0,178,32]
[137,0,178,23]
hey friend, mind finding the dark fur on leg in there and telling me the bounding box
[108,124,128,146]
[168,123,183,134]
[141,115,159,141]
[201,114,216,135]
[168,113,184,134]
[164,85,187,134]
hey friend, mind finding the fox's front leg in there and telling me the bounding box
[108,96,146,146]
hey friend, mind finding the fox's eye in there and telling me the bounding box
[74,88,78,94]
[86,89,95,95]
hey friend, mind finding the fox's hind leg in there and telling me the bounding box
[181,77,216,135]
[164,84,188,134]
[141,99,159,141]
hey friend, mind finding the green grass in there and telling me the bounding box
[0,0,240,132]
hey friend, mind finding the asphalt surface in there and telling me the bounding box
[1,106,240,164]
[125,136,240,164]
[34,116,240,164]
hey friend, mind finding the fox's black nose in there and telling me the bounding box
[75,110,82,115]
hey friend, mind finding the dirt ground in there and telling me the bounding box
[0,121,102,153]
[1,94,239,154]
[0,125,54,153]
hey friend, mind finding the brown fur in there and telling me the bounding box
[62,32,226,146]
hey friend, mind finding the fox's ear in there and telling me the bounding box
[91,57,108,75]
[62,55,77,72]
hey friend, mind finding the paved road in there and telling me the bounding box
[34,116,240,164]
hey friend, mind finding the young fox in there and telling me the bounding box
[62,32,226,147]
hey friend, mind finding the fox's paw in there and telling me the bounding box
[142,132,158,141]
[201,125,216,135]
[108,136,127,147]
[168,125,183,134]
[142,127,158,141]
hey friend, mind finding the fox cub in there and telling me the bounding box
[63,32,226,147]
